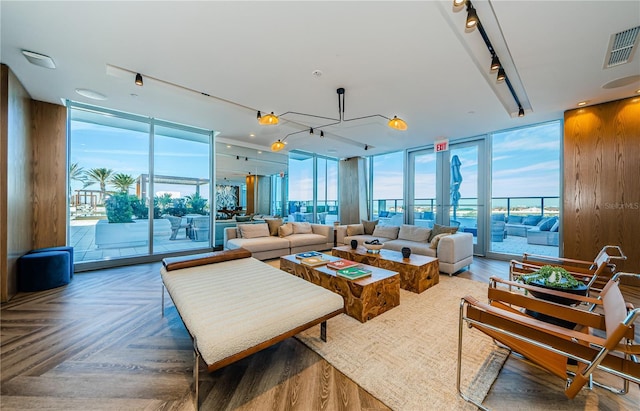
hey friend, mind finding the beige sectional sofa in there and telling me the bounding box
[224,221,333,260]
[335,223,474,275]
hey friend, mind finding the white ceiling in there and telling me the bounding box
[2,1,639,163]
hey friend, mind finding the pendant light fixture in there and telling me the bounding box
[465,5,478,29]
[257,111,279,125]
[135,73,143,86]
[490,55,500,71]
[496,68,506,82]
[266,87,406,151]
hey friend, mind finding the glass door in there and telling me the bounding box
[407,150,437,228]
[444,141,485,255]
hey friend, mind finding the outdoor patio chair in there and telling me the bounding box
[458,273,640,409]
[165,215,190,240]
[509,245,627,296]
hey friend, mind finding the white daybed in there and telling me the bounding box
[160,249,344,410]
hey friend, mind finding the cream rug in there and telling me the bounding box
[295,274,510,411]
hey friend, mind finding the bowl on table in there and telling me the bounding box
[363,241,384,253]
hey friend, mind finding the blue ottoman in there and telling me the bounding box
[29,246,74,278]
[18,251,71,292]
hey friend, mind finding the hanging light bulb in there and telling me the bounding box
[388,116,408,131]
[271,140,285,152]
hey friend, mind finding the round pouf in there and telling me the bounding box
[18,251,71,292]
[29,246,74,278]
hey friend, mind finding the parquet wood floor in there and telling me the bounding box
[1,258,638,410]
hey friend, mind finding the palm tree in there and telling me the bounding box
[110,173,135,194]
[86,167,114,204]
[68,162,90,197]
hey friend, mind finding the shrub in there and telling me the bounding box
[105,193,133,223]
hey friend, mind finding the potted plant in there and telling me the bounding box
[518,265,586,305]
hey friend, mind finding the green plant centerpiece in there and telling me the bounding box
[518,265,581,289]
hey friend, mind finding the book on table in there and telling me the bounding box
[300,256,330,266]
[336,266,372,280]
[295,251,322,259]
[327,259,359,270]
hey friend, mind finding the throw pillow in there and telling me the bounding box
[398,224,431,242]
[379,211,389,218]
[346,224,365,237]
[292,222,313,234]
[428,223,459,242]
[550,220,560,232]
[239,223,270,239]
[265,218,283,236]
[429,233,451,249]
[372,225,400,239]
[361,219,379,235]
[522,215,543,226]
[538,217,557,231]
[507,215,523,224]
[278,223,294,237]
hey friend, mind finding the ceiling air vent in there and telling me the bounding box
[604,26,640,68]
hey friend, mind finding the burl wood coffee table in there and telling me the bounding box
[279,254,400,323]
[332,246,439,293]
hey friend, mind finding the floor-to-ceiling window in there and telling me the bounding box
[490,121,561,257]
[371,151,404,224]
[68,102,213,266]
[287,151,338,224]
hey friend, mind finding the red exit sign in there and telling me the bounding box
[435,139,449,152]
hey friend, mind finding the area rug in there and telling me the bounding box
[295,275,510,411]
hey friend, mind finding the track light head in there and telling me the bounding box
[453,0,466,7]
[465,6,478,29]
[364,144,369,151]
[236,155,239,160]
[245,157,248,161]
[518,106,525,117]
[497,68,506,82]
[320,131,324,138]
[309,128,314,134]
[490,55,500,71]
[135,73,143,86]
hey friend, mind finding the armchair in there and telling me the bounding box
[458,274,640,408]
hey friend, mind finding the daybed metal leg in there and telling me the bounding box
[321,321,327,342]
[193,338,200,411]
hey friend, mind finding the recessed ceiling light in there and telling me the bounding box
[226,145,231,148]
[258,151,262,154]
[577,101,589,106]
[249,133,255,137]
[75,88,107,100]
[22,50,56,69]
[636,88,640,94]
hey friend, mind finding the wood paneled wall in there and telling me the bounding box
[564,96,640,273]
[31,100,67,249]
[1,64,33,302]
[339,157,368,224]
[1,65,67,302]
[245,174,256,215]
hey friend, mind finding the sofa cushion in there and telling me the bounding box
[239,223,270,239]
[507,215,523,224]
[522,215,543,226]
[550,220,560,232]
[384,239,436,258]
[226,236,290,253]
[278,223,294,237]
[346,224,365,236]
[265,218,283,236]
[292,222,313,234]
[361,219,379,235]
[379,211,389,218]
[372,225,400,239]
[428,223,459,242]
[537,217,557,231]
[398,224,430,242]
[235,216,252,222]
[429,233,451,249]
[287,233,328,247]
